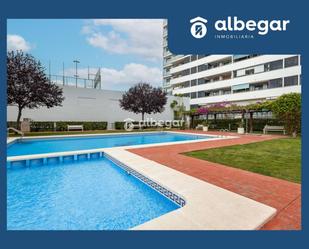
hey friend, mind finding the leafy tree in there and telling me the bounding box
[7,51,64,129]
[271,93,301,137]
[170,98,186,120]
[119,83,167,120]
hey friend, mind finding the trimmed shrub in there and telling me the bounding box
[7,121,108,132]
[31,122,55,132]
[192,118,285,132]
[54,121,107,131]
[115,122,125,130]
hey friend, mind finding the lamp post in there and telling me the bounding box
[73,60,80,87]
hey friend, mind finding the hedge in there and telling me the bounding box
[192,118,285,132]
[7,121,108,132]
[114,121,125,130]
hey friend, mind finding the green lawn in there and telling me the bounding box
[184,138,301,183]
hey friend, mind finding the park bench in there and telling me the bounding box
[263,125,286,135]
[195,124,204,130]
[67,125,84,131]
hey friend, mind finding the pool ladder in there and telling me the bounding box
[7,127,24,137]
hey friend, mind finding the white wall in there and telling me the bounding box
[7,86,190,129]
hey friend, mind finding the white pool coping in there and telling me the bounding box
[6,131,277,230]
[7,130,229,142]
[7,131,235,162]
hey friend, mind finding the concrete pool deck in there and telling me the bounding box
[103,147,276,230]
[129,130,301,230]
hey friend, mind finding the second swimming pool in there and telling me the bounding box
[7,132,210,156]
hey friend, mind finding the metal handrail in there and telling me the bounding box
[7,127,24,137]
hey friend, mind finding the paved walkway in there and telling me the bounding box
[129,131,301,230]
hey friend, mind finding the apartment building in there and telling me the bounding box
[163,21,301,108]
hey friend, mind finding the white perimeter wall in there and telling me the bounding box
[7,86,190,129]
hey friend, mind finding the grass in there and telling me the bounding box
[8,128,172,137]
[184,138,301,183]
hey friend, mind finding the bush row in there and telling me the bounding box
[114,121,125,130]
[192,118,285,131]
[7,121,108,132]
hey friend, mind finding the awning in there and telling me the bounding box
[232,83,250,91]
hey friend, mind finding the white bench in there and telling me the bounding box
[67,125,84,131]
[195,124,204,130]
[263,125,286,135]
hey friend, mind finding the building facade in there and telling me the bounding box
[163,22,301,108]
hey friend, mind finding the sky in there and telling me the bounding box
[7,19,163,90]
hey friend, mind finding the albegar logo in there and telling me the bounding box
[190,16,290,38]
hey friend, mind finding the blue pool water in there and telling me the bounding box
[7,157,179,230]
[7,132,207,156]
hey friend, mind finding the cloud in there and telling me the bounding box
[7,34,32,52]
[63,63,162,90]
[82,19,163,61]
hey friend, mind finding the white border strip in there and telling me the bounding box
[7,131,236,162]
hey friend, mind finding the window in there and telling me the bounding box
[233,54,258,62]
[183,81,190,88]
[284,75,298,87]
[233,88,249,93]
[198,78,205,85]
[190,67,197,74]
[198,64,207,72]
[251,83,264,91]
[234,69,245,77]
[181,69,190,77]
[190,79,197,86]
[198,91,206,98]
[268,78,282,89]
[285,56,299,68]
[245,68,255,75]
[191,92,197,99]
[210,90,219,96]
[190,55,197,62]
[222,88,231,95]
[264,60,283,71]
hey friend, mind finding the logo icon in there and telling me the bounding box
[124,118,135,131]
[190,16,208,39]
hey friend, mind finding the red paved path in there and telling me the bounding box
[129,131,301,230]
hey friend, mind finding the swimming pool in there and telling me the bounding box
[7,132,209,156]
[7,156,180,230]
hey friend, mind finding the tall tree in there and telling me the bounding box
[7,51,64,129]
[119,83,167,120]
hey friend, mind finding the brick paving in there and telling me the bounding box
[129,131,301,230]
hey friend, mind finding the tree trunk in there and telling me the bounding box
[141,112,145,130]
[16,107,22,130]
